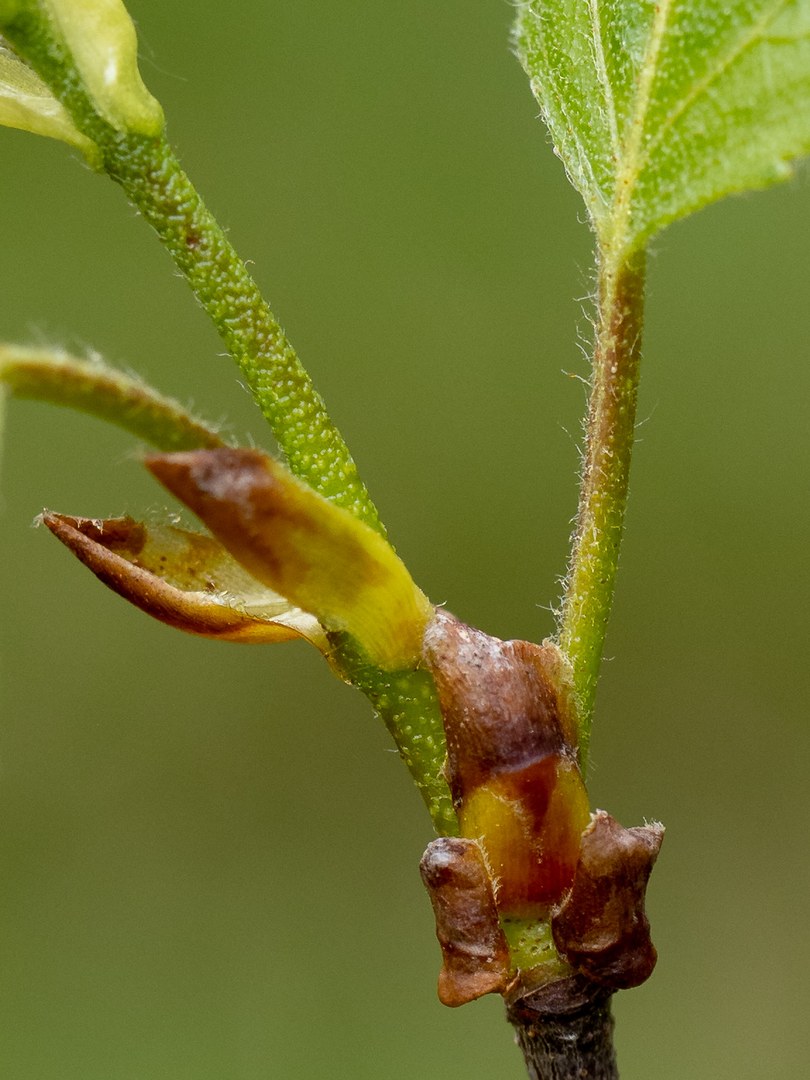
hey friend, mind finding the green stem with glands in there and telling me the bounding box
[1,12,382,536]
[102,135,385,537]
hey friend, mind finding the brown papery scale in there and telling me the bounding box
[552,810,664,990]
[419,837,511,1006]
[423,610,590,917]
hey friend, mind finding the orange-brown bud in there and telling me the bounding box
[424,610,589,917]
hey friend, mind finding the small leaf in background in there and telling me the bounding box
[515,0,810,252]
[0,345,226,451]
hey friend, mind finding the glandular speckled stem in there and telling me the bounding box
[103,135,385,537]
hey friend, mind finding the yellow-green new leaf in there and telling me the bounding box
[0,39,97,157]
[42,0,163,135]
[43,512,328,649]
[515,0,810,254]
[145,448,433,670]
[0,1,162,137]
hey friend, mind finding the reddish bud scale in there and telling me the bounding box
[551,811,664,989]
[144,448,432,670]
[419,837,512,1007]
[424,611,590,918]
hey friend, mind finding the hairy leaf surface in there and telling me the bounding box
[514,0,810,251]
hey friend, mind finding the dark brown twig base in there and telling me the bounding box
[506,977,618,1080]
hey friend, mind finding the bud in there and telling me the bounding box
[424,610,590,918]
[420,837,511,1007]
[552,811,664,990]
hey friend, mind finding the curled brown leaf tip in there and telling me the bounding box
[552,810,665,990]
[420,837,511,1007]
[41,511,326,647]
[43,513,148,554]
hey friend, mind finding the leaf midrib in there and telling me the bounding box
[587,0,620,160]
[605,0,675,253]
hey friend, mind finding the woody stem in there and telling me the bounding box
[506,979,618,1080]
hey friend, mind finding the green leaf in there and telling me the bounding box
[514,0,810,253]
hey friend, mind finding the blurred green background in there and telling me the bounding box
[1,2,808,1077]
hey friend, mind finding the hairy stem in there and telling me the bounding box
[507,978,617,1080]
[558,250,646,763]
[0,345,225,451]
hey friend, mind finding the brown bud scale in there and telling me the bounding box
[419,837,511,1007]
[552,810,664,990]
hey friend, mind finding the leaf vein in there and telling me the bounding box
[637,0,795,174]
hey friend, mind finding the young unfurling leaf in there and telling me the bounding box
[41,448,433,672]
[144,449,433,671]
